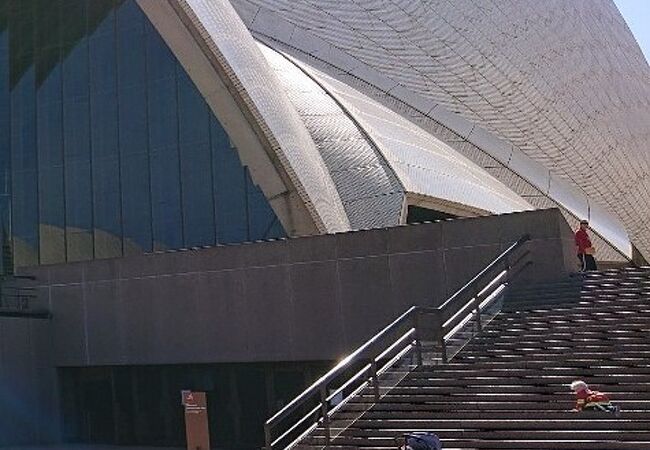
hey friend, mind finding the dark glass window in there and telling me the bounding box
[247,171,284,241]
[63,40,94,262]
[117,1,151,254]
[178,70,215,247]
[212,118,248,244]
[37,60,66,264]
[146,24,182,250]
[90,10,122,258]
[2,0,285,269]
[406,205,457,224]
[0,23,12,273]
[11,66,39,267]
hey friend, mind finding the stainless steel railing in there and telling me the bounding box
[264,235,531,450]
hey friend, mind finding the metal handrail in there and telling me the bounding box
[264,234,531,450]
[436,235,529,312]
[0,275,50,319]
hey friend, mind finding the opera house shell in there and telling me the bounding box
[137,0,650,262]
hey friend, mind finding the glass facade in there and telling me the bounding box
[0,0,284,269]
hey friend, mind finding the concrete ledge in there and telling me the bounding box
[21,209,575,366]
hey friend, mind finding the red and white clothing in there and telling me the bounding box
[574,388,610,411]
[575,229,592,255]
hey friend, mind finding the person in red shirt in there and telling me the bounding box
[575,219,597,271]
[571,380,619,415]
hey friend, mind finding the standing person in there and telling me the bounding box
[575,219,597,271]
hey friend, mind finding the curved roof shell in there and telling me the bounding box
[230,0,648,259]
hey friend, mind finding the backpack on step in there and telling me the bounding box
[403,432,442,450]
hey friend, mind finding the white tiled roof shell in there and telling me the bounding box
[291,53,533,216]
[231,0,649,259]
[139,0,351,235]
[260,41,532,224]
[258,42,406,229]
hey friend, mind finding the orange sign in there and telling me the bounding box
[182,391,210,450]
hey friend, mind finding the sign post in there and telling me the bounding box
[181,390,210,450]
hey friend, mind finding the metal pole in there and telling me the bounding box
[319,385,331,449]
[413,311,423,366]
[440,337,448,364]
[371,360,380,402]
[264,423,272,450]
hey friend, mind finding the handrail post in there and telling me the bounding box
[413,311,423,366]
[474,293,482,333]
[319,385,331,449]
[440,336,448,364]
[264,422,272,450]
[371,360,380,402]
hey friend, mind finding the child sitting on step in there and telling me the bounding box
[570,380,620,415]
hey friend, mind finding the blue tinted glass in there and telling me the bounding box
[247,173,281,241]
[117,2,151,254]
[89,13,123,259]
[150,147,183,250]
[116,0,143,31]
[180,142,215,247]
[147,23,182,250]
[147,77,178,151]
[0,28,11,273]
[144,21,176,82]
[62,41,89,101]
[63,39,94,262]
[3,0,285,269]
[178,70,209,145]
[11,67,39,266]
[211,117,247,244]
[178,70,214,247]
[266,218,285,240]
[37,60,66,264]
[120,151,152,253]
[116,4,145,88]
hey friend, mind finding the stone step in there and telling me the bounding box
[344,399,650,409]
[313,429,650,441]
[334,410,650,420]
[352,393,650,403]
[343,419,650,430]
[303,435,650,449]
[291,271,650,450]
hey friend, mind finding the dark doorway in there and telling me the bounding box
[59,361,330,449]
[406,205,457,224]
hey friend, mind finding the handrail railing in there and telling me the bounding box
[264,234,531,450]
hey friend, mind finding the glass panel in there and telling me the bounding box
[9,4,36,88]
[37,56,66,264]
[11,66,39,267]
[247,171,283,241]
[2,0,285,268]
[211,117,247,244]
[149,147,183,251]
[63,40,94,262]
[35,0,62,84]
[89,12,122,258]
[0,23,12,274]
[178,70,214,247]
[117,1,151,255]
[147,24,182,250]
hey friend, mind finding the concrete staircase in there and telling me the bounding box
[302,267,650,449]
